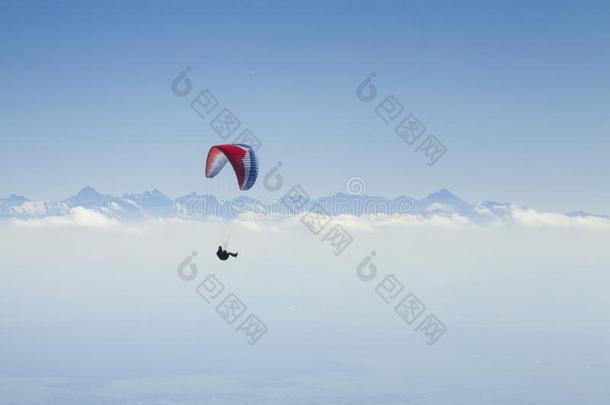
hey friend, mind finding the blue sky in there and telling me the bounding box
[1,0,609,213]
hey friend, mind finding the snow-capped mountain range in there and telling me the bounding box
[1,186,607,226]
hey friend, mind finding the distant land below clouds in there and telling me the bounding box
[2,187,609,229]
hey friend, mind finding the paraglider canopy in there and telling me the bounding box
[205,144,259,191]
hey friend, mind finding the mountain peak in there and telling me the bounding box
[5,194,29,205]
[417,189,470,213]
[123,189,170,201]
[422,189,465,204]
[64,186,112,207]
[480,200,510,208]
[566,210,609,219]
[149,188,168,198]
[76,186,101,196]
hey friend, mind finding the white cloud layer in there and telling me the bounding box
[12,207,122,229]
[510,206,610,230]
[8,205,610,231]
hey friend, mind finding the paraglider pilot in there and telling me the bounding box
[217,246,238,261]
